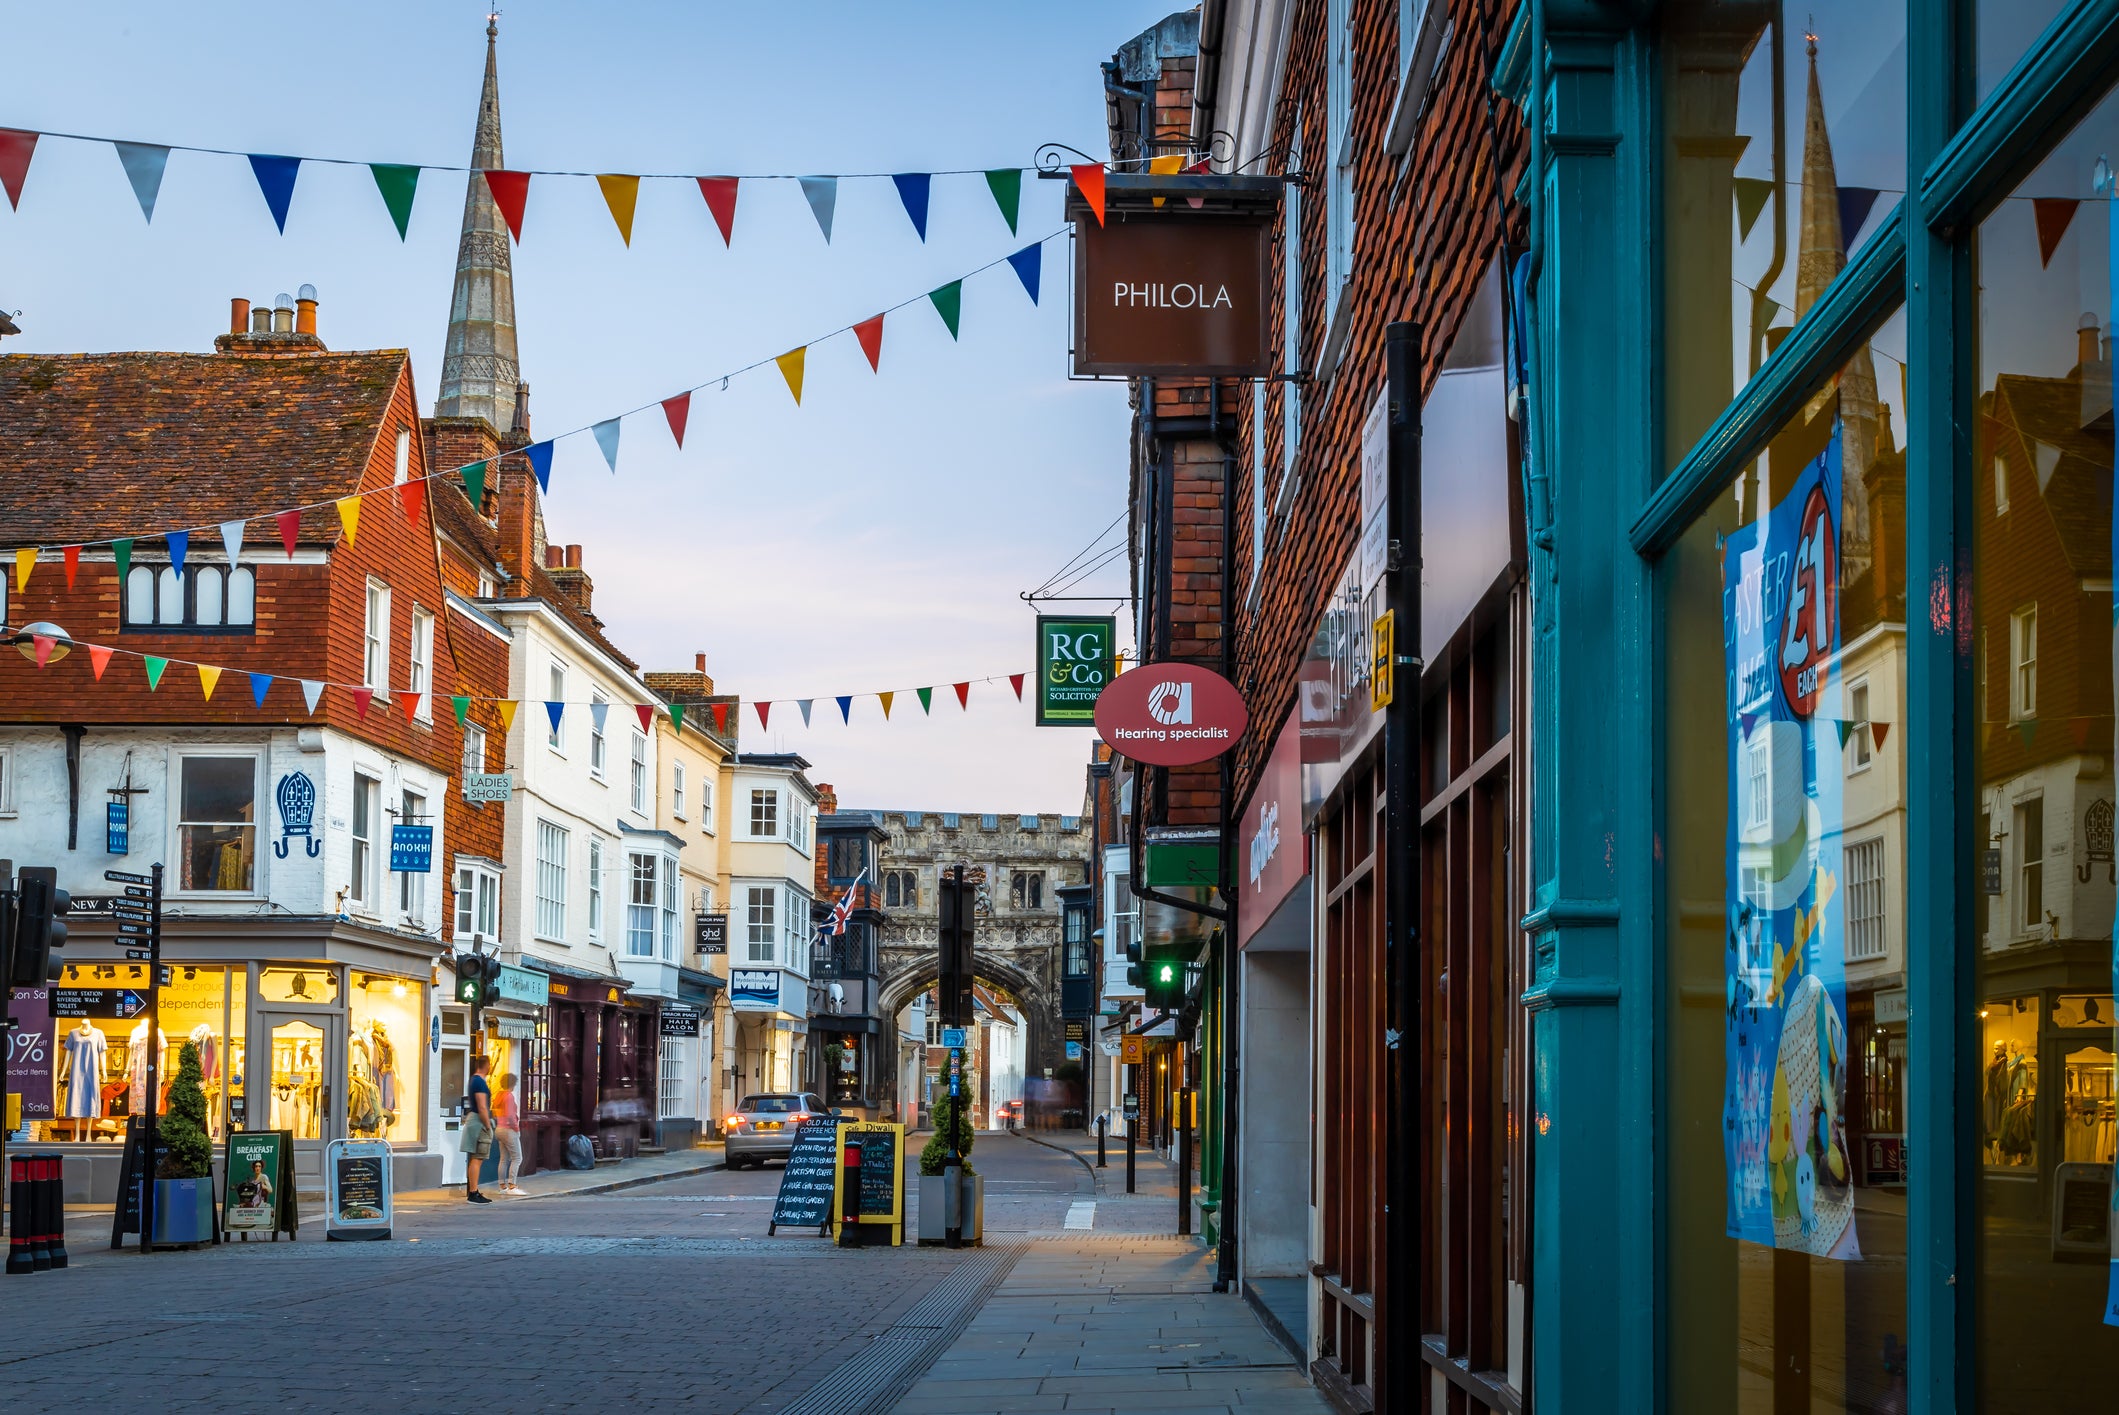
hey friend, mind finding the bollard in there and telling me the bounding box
[1095,1112,1107,1169]
[40,1156,66,1269]
[837,1136,864,1248]
[5,1154,32,1275]
[1177,1092,1191,1238]
[1125,1119,1136,1195]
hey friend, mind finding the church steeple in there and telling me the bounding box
[435,15,522,433]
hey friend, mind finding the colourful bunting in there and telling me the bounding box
[398,474,425,524]
[798,700,813,727]
[143,656,169,691]
[669,702,686,735]
[635,703,655,733]
[776,347,807,405]
[917,687,933,715]
[451,695,471,727]
[1009,673,1025,700]
[589,699,610,735]
[300,679,325,714]
[247,154,300,232]
[929,280,963,340]
[87,644,113,680]
[1835,720,1854,750]
[854,314,885,372]
[2034,197,2079,268]
[114,538,132,586]
[879,691,894,719]
[710,702,728,735]
[463,460,489,512]
[220,519,245,567]
[397,690,422,722]
[0,129,38,209]
[484,169,530,241]
[1837,187,1881,252]
[62,545,79,589]
[893,172,931,240]
[1733,179,1773,242]
[31,635,55,669]
[593,418,621,472]
[371,163,419,240]
[495,700,518,734]
[1070,164,1106,226]
[697,176,739,245]
[251,673,274,707]
[756,701,771,729]
[985,168,1022,233]
[336,497,361,546]
[1007,244,1041,304]
[167,529,189,576]
[526,440,554,494]
[662,392,691,449]
[1149,152,1183,207]
[198,664,222,701]
[276,511,300,557]
[352,687,375,720]
[1871,721,1890,751]
[597,173,640,245]
[13,547,34,593]
[799,176,837,241]
[836,695,853,724]
[545,700,565,734]
[114,141,170,222]
[953,681,970,709]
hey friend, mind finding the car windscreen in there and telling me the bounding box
[740,1096,800,1112]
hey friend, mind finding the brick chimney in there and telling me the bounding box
[547,544,594,613]
[215,285,326,354]
[816,783,839,815]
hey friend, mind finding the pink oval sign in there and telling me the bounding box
[1094,662,1249,766]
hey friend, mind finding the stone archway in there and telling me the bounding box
[876,945,1061,1086]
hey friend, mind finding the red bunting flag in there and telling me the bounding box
[712,702,729,735]
[32,634,56,669]
[853,314,884,372]
[756,701,771,729]
[1070,163,1106,226]
[396,690,422,722]
[86,643,113,680]
[352,687,375,719]
[1872,722,1890,751]
[277,508,302,557]
[953,682,971,709]
[482,169,530,242]
[2034,198,2080,268]
[398,475,424,524]
[0,129,37,209]
[63,545,80,589]
[696,176,739,245]
[1009,673,1025,700]
[662,392,691,449]
[635,703,656,733]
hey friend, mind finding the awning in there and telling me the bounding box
[1129,1014,1178,1040]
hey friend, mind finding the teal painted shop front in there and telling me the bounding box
[1504,1,2118,1409]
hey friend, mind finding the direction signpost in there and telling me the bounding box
[102,866,163,1252]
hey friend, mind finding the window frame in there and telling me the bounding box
[746,884,777,964]
[168,748,266,899]
[454,861,501,943]
[408,606,434,721]
[462,721,488,779]
[535,819,570,942]
[749,788,779,839]
[548,661,569,754]
[629,731,649,816]
[587,835,605,942]
[672,761,687,820]
[0,745,14,817]
[363,580,390,691]
[121,562,258,633]
[349,771,379,912]
[2008,604,2037,720]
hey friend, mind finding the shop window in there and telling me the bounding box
[660,1036,686,1120]
[1663,322,1910,1413]
[750,789,778,838]
[349,773,378,910]
[1975,0,2073,105]
[363,580,388,688]
[629,732,648,814]
[884,868,918,908]
[2008,606,2038,719]
[747,885,776,963]
[455,862,500,942]
[349,972,421,1142]
[267,1017,326,1140]
[176,753,260,893]
[536,819,569,940]
[39,965,245,1144]
[1660,7,1906,477]
[122,563,257,631]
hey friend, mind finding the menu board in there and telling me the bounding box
[857,1128,899,1217]
[324,1139,393,1241]
[768,1117,849,1235]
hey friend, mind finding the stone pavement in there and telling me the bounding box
[894,1235,1329,1414]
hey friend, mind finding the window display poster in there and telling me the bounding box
[224,1131,284,1232]
[1722,428,1860,1260]
[5,987,55,1120]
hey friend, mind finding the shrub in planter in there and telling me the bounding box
[918,1094,977,1177]
[150,1042,216,1244]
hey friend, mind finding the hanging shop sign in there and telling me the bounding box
[1142,826,1219,888]
[732,968,783,1012]
[494,965,549,1008]
[660,1004,702,1038]
[1237,711,1309,950]
[1069,182,1276,377]
[106,800,129,855]
[462,772,514,803]
[389,824,434,874]
[1093,662,1248,767]
[695,912,729,955]
[1035,615,1117,726]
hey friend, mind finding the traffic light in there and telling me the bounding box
[12,866,70,985]
[1142,943,1185,1011]
[936,869,975,1027]
[454,950,501,1007]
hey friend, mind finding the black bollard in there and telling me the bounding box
[1095,1112,1107,1169]
[837,1135,864,1248]
[1177,1091,1191,1237]
[41,1156,66,1269]
[1125,1117,1136,1195]
[5,1154,31,1275]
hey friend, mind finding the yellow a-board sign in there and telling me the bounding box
[831,1121,906,1246]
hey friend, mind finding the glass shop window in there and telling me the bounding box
[38,964,245,1145]
[348,972,422,1143]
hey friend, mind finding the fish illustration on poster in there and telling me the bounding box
[1722,422,1860,1260]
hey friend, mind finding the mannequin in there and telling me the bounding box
[57,1022,107,1140]
[127,1019,168,1116]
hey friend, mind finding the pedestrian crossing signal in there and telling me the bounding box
[454,950,502,1006]
[1142,944,1185,1010]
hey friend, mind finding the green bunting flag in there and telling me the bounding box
[371,163,419,240]
[114,537,132,586]
[1734,178,1774,242]
[985,168,1022,234]
[669,702,685,735]
[452,695,471,728]
[917,686,933,715]
[463,460,488,512]
[929,280,963,340]
[143,656,169,690]
[1835,720,1854,750]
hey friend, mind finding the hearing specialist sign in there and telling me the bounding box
[1071,209,1271,377]
[1036,616,1116,726]
[1094,662,1248,767]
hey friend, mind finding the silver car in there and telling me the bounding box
[722,1092,834,1168]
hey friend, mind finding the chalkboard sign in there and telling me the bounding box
[767,1117,850,1235]
[832,1121,906,1246]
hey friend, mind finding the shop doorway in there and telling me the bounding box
[252,1010,343,1188]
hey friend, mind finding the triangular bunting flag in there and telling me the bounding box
[696,176,738,245]
[879,691,895,719]
[114,538,132,586]
[495,700,518,734]
[662,392,691,449]
[635,703,655,733]
[1835,720,1854,749]
[483,169,530,241]
[985,168,1022,233]
[917,687,933,715]
[87,644,113,680]
[62,545,79,589]
[1871,721,1890,751]
[596,174,640,245]
[1836,187,1882,252]
[798,699,814,726]
[398,475,425,524]
[276,511,300,557]
[756,701,772,729]
[1070,164,1106,225]
[300,679,325,714]
[799,176,837,240]
[352,687,375,720]
[589,699,610,735]
[0,129,38,209]
[1148,151,1184,206]
[167,530,189,576]
[853,314,884,372]
[250,672,273,707]
[220,519,245,566]
[711,702,728,735]
[336,497,361,546]
[526,440,554,494]
[13,547,34,593]
[451,695,471,727]
[928,280,963,340]
[836,695,853,724]
[1733,179,1773,242]
[1184,157,1210,207]
[198,664,222,701]
[953,682,971,709]
[2034,198,2080,268]
[143,656,169,691]
[31,634,55,669]
[593,418,621,472]
[893,172,931,240]
[1010,673,1025,700]
[370,162,419,239]
[114,141,170,222]
[397,690,422,722]
[1739,711,1760,738]
[1007,243,1042,304]
[247,154,300,232]
[545,701,565,734]
[776,347,807,405]
[670,702,686,735]
[463,460,488,512]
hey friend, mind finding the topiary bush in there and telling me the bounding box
[158,1041,214,1180]
[918,1093,978,1176]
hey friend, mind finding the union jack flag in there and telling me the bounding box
[827,865,870,937]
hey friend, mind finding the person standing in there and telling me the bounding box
[494,1071,524,1194]
[462,1055,495,1204]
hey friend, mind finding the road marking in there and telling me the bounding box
[1064,1201,1096,1230]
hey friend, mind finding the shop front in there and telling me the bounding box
[730,964,806,1097]
[522,960,658,1168]
[437,962,547,1185]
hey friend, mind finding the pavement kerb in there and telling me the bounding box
[523,1154,727,1198]
[1016,1127,1102,1190]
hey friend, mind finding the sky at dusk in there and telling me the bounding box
[0,0,1185,812]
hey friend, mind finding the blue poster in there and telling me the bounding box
[1722,426,1860,1260]
[388,824,433,874]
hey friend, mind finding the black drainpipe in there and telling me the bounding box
[62,724,86,850]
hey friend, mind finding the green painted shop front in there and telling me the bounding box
[1505,0,2118,1409]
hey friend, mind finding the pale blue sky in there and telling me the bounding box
[0,0,1180,811]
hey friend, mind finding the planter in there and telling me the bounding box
[147,1177,216,1246]
[916,1172,984,1245]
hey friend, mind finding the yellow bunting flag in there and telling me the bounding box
[776,346,806,405]
[597,173,640,246]
[1149,152,1183,206]
[495,700,519,735]
[13,546,34,593]
[197,663,222,701]
[336,495,362,546]
[879,691,894,719]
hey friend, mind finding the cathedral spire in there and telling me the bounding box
[435,15,522,432]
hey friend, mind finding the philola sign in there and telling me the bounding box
[1094,662,1249,767]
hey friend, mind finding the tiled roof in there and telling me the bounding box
[1987,371,2115,578]
[0,349,406,545]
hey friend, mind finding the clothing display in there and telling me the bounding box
[2062,1049,2116,1164]
[126,1022,167,1116]
[60,1025,106,1119]
[371,1023,399,1116]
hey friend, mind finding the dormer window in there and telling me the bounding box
[124,563,256,632]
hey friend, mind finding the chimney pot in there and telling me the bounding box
[295,284,317,337]
[251,306,272,334]
[2081,311,2103,366]
[565,544,583,570]
[544,546,564,570]
[230,298,250,336]
[694,653,707,673]
[272,305,294,334]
